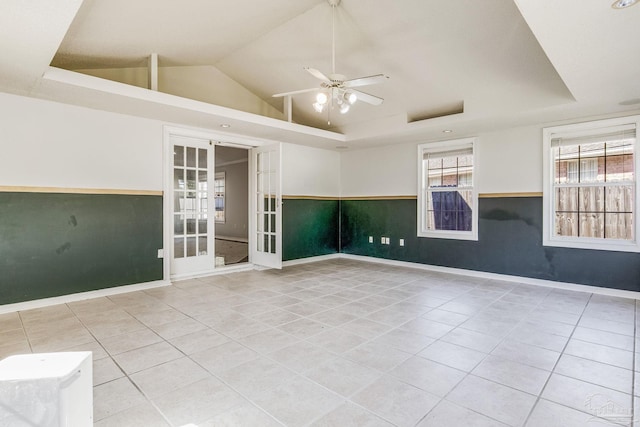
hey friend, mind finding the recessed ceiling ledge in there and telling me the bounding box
[41,67,348,142]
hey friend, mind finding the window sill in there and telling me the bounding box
[543,237,640,253]
[417,231,478,241]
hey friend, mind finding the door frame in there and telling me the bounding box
[162,125,278,281]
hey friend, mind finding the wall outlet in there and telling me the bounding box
[381,236,385,244]
[386,237,391,245]
[368,236,373,243]
[157,249,164,258]
[399,239,405,246]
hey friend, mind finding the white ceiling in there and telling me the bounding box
[2,0,640,149]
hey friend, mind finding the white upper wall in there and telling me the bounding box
[340,142,418,197]
[281,143,340,197]
[477,125,542,194]
[0,92,163,191]
[341,125,543,197]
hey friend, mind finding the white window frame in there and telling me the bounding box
[543,115,640,252]
[417,137,478,241]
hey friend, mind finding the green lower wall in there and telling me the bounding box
[282,198,339,261]
[0,192,163,304]
[4,192,637,305]
[340,197,640,291]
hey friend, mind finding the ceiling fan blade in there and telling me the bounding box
[351,89,384,106]
[344,74,389,88]
[304,67,330,83]
[272,87,318,98]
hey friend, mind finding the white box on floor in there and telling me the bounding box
[0,351,93,427]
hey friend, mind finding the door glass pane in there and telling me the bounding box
[200,192,208,214]
[174,146,184,167]
[174,191,184,211]
[186,170,196,191]
[174,237,184,258]
[257,234,264,251]
[270,235,276,254]
[198,148,207,168]
[198,215,207,234]
[185,193,196,212]
[174,169,184,190]
[199,170,208,189]
[174,215,184,235]
[257,213,264,232]
[187,147,196,168]
[186,215,196,235]
[199,236,207,255]
[264,234,269,254]
[186,237,197,257]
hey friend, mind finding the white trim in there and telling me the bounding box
[338,254,640,299]
[542,115,640,253]
[0,280,171,315]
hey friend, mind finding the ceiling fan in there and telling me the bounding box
[273,0,388,123]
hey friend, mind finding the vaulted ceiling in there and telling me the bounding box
[1,0,639,149]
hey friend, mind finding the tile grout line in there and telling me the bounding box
[519,292,591,425]
[15,311,33,354]
[66,303,175,426]
[515,292,637,426]
[410,281,551,427]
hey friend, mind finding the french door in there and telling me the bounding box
[251,143,282,269]
[170,136,215,277]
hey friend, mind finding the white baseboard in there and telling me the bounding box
[0,280,171,315]
[339,254,640,300]
[4,253,636,315]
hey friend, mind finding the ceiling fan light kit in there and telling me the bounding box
[273,0,388,125]
[612,0,638,9]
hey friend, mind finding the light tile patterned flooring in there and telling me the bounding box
[1,259,639,426]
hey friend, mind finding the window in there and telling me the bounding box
[214,172,225,223]
[543,115,639,252]
[418,138,478,240]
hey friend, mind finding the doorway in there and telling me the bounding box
[164,128,282,280]
[214,146,249,266]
